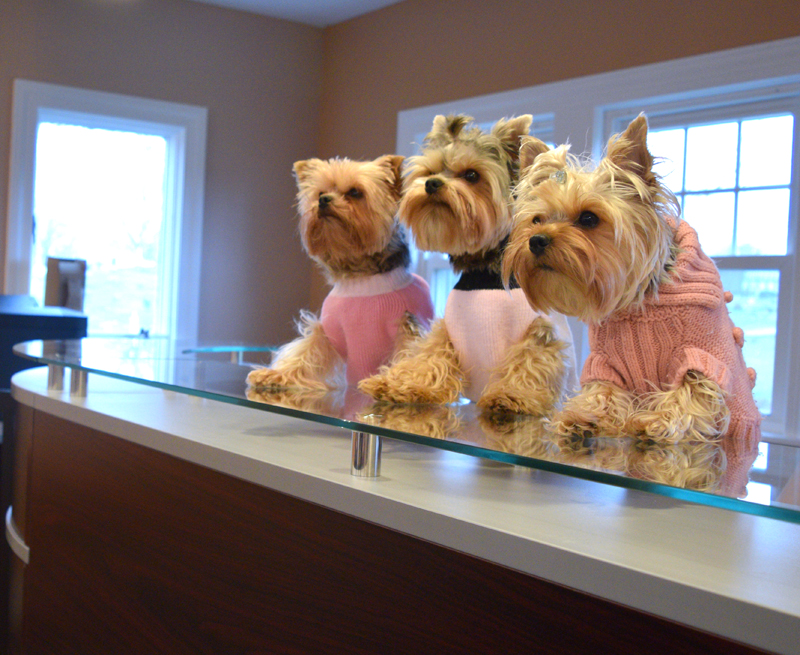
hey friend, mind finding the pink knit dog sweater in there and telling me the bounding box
[321,268,434,386]
[445,282,578,403]
[582,219,761,449]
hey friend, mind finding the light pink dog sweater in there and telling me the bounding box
[321,268,434,386]
[582,220,761,450]
[445,287,578,403]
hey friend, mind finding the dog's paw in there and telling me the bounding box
[246,367,298,389]
[359,374,457,405]
[246,366,329,392]
[627,410,723,445]
[548,410,598,440]
[478,386,556,417]
[628,373,729,444]
[357,374,390,398]
[627,411,687,444]
[246,367,281,387]
[358,402,461,439]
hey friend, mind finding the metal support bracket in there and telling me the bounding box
[47,363,64,391]
[70,369,88,398]
[351,431,382,478]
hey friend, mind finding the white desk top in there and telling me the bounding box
[12,366,800,654]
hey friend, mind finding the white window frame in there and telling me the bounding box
[397,36,800,443]
[4,80,207,342]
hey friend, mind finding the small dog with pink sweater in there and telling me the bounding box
[246,155,434,391]
[503,115,761,448]
[360,115,578,415]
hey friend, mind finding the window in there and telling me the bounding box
[32,121,169,336]
[397,36,800,442]
[5,80,207,341]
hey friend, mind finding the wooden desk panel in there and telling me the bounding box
[11,408,767,655]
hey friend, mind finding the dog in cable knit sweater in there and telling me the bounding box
[503,114,761,451]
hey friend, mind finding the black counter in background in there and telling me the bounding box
[0,295,88,394]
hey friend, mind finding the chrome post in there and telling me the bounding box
[47,364,64,392]
[70,369,88,398]
[351,431,382,478]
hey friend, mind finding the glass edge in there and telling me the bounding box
[13,348,800,525]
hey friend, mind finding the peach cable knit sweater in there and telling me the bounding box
[582,220,761,453]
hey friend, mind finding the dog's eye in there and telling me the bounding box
[346,187,363,199]
[576,211,599,229]
[462,169,480,184]
[531,216,542,225]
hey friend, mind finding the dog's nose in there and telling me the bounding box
[425,178,444,195]
[319,194,333,209]
[529,233,551,255]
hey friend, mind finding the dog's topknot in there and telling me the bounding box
[425,114,473,147]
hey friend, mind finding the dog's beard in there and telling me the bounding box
[504,224,631,322]
[302,208,384,259]
[399,184,506,255]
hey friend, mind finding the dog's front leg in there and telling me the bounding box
[628,371,730,444]
[358,319,464,404]
[548,381,633,439]
[246,312,343,391]
[479,317,566,416]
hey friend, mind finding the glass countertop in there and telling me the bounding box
[13,337,800,524]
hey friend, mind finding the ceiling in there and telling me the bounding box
[186,0,406,27]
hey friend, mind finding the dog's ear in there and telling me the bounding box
[606,114,655,182]
[375,154,405,199]
[492,115,533,164]
[293,158,324,184]
[519,136,551,172]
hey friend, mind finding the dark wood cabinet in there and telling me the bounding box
[8,404,767,654]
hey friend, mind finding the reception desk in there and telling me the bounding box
[6,343,800,654]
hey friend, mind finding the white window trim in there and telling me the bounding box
[397,36,800,443]
[4,80,207,342]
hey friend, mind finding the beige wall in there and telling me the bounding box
[2,0,800,339]
[0,0,322,343]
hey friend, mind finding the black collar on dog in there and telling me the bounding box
[454,268,519,291]
[451,236,518,291]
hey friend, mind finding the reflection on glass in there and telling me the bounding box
[682,192,735,256]
[648,128,685,193]
[718,269,778,415]
[752,442,769,471]
[685,122,739,192]
[736,189,790,255]
[745,481,772,506]
[13,338,800,521]
[739,114,794,188]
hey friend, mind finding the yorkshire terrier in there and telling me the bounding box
[246,155,434,391]
[503,114,762,447]
[359,115,578,415]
